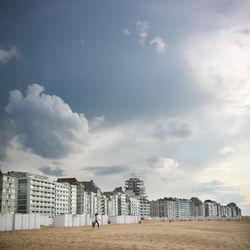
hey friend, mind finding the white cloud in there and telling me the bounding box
[147,155,179,170]
[5,84,89,159]
[89,115,106,130]
[220,146,235,155]
[0,46,21,65]
[122,28,130,36]
[136,20,150,46]
[150,37,167,53]
[185,26,250,116]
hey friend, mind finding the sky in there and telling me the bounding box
[0,0,250,215]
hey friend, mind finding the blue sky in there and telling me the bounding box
[0,0,250,215]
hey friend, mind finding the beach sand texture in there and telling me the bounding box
[0,220,250,249]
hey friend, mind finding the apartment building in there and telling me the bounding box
[227,202,241,217]
[0,171,17,213]
[103,192,118,216]
[0,171,242,218]
[82,180,103,215]
[125,178,150,216]
[54,181,72,216]
[113,187,128,216]
[126,190,140,216]
[76,182,89,214]
[9,172,55,217]
[70,185,77,214]
[204,200,218,217]
[125,178,146,197]
[191,197,205,217]
[178,199,193,217]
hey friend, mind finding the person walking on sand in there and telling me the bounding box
[92,213,100,229]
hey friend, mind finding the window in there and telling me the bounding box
[19,179,27,184]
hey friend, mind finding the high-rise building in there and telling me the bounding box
[54,181,72,216]
[57,178,88,215]
[9,172,55,217]
[113,187,128,216]
[82,180,103,215]
[103,192,119,216]
[125,178,150,216]
[0,171,17,213]
[204,200,217,217]
[191,197,205,217]
[125,178,146,197]
[126,190,140,216]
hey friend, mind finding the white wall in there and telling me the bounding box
[108,216,141,224]
[0,213,52,231]
[55,214,108,227]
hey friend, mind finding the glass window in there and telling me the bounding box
[19,179,27,184]
[18,200,27,205]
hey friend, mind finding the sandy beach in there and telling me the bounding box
[0,220,250,250]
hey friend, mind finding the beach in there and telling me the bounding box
[0,220,250,249]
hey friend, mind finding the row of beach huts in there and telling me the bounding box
[0,213,246,232]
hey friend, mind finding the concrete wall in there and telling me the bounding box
[0,213,52,231]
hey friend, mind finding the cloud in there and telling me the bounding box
[122,28,130,36]
[83,165,128,176]
[89,115,106,131]
[147,155,179,169]
[5,84,89,159]
[136,20,150,46]
[150,37,167,53]
[185,26,250,116]
[152,117,197,141]
[0,120,13,161]
[220,146,235,155]
[0,46,21,65]
[39,166,66,176]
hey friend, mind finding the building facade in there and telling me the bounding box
[0,172,17,213]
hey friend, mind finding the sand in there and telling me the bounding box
[0,220,250,249]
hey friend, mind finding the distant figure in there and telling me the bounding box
[92,213,100,229]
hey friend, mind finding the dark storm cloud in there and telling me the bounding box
[5,84,89,159]
[39,166,66,177]
[84,165,128,176]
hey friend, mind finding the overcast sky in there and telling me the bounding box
[0,0,250,215]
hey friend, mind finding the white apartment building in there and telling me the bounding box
[101,194,108,215]
[125,178,149,217]
[0,172,17,213]
[205,200,218,217]
[139,197,150,217]
[178,199,193,217]
[82,180,103,215]
[54,181,71,216]
[76,182,88,214]
[126,190,140,216]
[113,187,129,216]
[104,192,119,216]
[10,172,55,217]
[70,185,77,214]
[191,197,205,217]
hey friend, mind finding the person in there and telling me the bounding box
[92,213,100,229]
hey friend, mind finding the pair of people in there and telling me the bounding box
[92,213,99,229]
